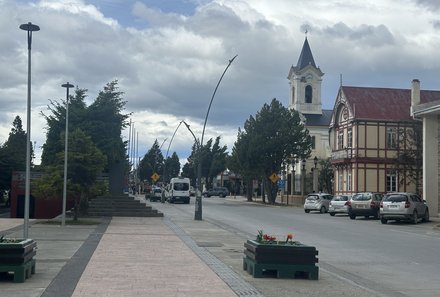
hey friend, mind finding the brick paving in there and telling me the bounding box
[70,217,237,297]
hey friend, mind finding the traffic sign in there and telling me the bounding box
[269,173,279,184]
[151,172,160,182]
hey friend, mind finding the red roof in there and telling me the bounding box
[342,86,440,121]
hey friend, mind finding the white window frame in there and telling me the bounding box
[387,127,397,149]
[386,171,397,192]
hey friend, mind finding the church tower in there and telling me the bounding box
[287,37,324,115]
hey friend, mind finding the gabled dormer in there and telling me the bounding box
[288,37,324,115]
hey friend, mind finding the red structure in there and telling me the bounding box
[10,171,74,219]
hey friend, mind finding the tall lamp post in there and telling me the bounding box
[20,22,40,239]
[61,82,74,226]
[162,121,184,203]
[195,55,237,221]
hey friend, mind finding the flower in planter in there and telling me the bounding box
[256,230,300,245]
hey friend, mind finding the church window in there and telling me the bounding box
[311,136,316,149]
[291,86,295,104]
[305,85,312,103]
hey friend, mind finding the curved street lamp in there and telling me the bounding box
[61,82,74,226]
[194,55,237,221]
[19,22,40,239]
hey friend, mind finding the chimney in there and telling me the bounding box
[411,79,420,106]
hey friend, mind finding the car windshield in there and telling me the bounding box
[384,195,407,202]
[352,193,369,201]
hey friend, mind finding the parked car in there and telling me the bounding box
[347,192,383,220]
[328,195,351,216]
[150,187,162,202]
[380,192,429,224]
[203,187,229,198]
[303,193,333,213]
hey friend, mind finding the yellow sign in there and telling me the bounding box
[151,172,160,182]
[269,173,279,184]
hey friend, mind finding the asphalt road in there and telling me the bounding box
[153,196,440,297]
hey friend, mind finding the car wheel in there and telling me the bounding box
[320,206,326,214]
[422,209,429,222]
[412,211,418,224]
[349,213,356,220]
[381,217,387,224]
[304,209,310,213]
[329,212,336,216]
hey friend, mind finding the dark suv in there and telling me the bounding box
[203,187,229,198]
[347,192,383,220]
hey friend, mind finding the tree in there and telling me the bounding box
[0,116,31,191]
[86,81,130,169]
[230,98,312,204]
[34,128,107,220]
[41,88,87,166]
[182,137,228,189]
[163,152,180,183]
[138,140,164,183]
[394,122,423,195]
[318,158,334,194]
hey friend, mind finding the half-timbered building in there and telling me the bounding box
[330,81,440,198]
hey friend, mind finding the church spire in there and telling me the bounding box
[296,37,316,70]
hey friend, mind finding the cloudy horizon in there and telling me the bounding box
[1,0,440,167]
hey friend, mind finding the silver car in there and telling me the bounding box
[328,195,350,216]
[304,193,333,213]
[380,192,429,224]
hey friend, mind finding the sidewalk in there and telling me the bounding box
[0,217,242,297]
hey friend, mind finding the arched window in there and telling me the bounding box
[291,86,295,104]
[305,85,312,103]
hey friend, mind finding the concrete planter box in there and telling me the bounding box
[0,238,37,282]
[243,240,318,279]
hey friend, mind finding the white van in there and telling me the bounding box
[166,177,191,204]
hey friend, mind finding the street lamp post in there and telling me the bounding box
[291,158,296,195]
[61,82,74,226]
[195,55,237,221]
[301,159,306,196]
[19,22,40,239]
[313,156,319,193]
[162,121,184,203]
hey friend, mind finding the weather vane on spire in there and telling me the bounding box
[305,29,308,38]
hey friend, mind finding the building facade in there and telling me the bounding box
[411,79,440,216]
[287,37,332,194]
[330,81,440,203]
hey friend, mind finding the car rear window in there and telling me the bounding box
[173,182,189,191]
[333,195,348,201]
[352,193,369,201]
[307,195,319,201]
[384,195,407,202]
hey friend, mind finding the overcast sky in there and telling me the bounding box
[1,0,440,167]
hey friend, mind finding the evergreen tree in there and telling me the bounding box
[230,98,311,204]
[0,116,30,191]
[138,140,164,183]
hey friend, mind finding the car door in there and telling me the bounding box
[412,195,425,215]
